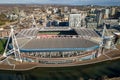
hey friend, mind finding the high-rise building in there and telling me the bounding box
[111,7,116,16]
[103,9,109,19]
[97,11,103,25]
[118,18,120,25]
[64,7,68,13]
[69,14,81,27]
[69,12,86,28]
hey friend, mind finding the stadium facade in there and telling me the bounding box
[11,27,101,64]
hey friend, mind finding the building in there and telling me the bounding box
[101,19,119,27]
[6,27,100,64]
[69,13,86,28]
[96,11,103,26]
[64,7,69,13]
[103,9,110,19]
[71,9,78,13]
[87,22,97,29]
[111,7,116,16]
[69,14,81,27]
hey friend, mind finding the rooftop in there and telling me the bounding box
[19,38,99,52]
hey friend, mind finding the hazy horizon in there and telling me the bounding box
[0,0,119,6]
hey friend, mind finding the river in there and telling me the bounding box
[0,59,120,80]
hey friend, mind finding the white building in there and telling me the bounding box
[64,7,68,13]
[111,7,116,16]
[69,12,87,28]
[71,9,78,13]
[69,14,81,27]
[104,9,110,19]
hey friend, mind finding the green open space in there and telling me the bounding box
[39,31,60,35]
[0,38,7,54]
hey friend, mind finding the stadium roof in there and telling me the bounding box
[74,28,99,37]
[19,38,99,52]
[16,27,100,39]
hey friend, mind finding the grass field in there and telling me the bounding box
[0,38,7,54]
[39,31,60,35]
[38,30,77,35]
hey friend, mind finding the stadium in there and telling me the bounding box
[7,27,100,64]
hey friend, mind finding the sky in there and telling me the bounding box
[0,0,120,6]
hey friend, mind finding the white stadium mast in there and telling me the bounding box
[3,26,22,62]
[98,23,117,57]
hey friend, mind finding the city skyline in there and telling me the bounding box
[0,0,120,6]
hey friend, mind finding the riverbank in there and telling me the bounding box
[0,56,120,80]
